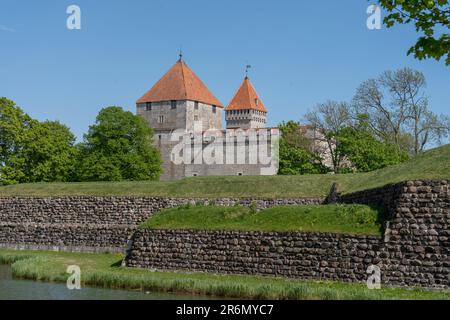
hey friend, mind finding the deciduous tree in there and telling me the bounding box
[76,106,162,181]
[20,121,77,182]
[304,101,352,173]
[379,0,450,65]
[337,119,409,172]
[278,121,327,175]
[0,98,77,184]
[353,68,449,154]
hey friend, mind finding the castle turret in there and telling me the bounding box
[136,59,223,133]
[225,77,267,129]
[136,59,223,180]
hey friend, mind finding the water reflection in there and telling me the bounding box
[0,265,205,300]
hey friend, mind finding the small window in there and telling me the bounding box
[212,105,217,113]
[255,98,259,106]
[146,102,152,111]
[237,172,243,176]
[194,101,199,110]
[158,115,164,123]
[171,100,177,109]
[192,173,198,177]
[194,115,199,122]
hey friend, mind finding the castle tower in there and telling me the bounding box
[136,59,223,134]
[136,59,223,180]
[225,77,267,129]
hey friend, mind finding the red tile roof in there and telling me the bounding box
[137,60,223,107]
[225,78,267,112]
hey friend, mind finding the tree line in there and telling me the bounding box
[0,100,162,185]
[278,68,450,175]
[1,68,449,184]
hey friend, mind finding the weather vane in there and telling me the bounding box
[178,46,183,61]
[245,64,252,79]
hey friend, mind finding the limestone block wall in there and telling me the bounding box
[185,100,222,132]
[137,101,187,134]
[137,99,223,180]
[183,129,279,177]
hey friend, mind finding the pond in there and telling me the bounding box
[0,264,206,300]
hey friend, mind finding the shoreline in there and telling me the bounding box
[0,249,448,300]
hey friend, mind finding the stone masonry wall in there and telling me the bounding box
[124,180,449,289]
[0,196,322,253]
[0,180,448,289]
[0,197,323,225]
[126,229,381,283]
[0,223,134,253]
[341,181,449,288]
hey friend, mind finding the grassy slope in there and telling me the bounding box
[0,144,449,198]
[140,204,384,235]
[0,249,448,300]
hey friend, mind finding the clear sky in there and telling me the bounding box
[1,0,449,141]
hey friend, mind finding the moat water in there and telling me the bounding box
[0,264,203,300]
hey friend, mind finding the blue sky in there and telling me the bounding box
[1,0,449,141]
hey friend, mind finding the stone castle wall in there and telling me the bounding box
[0,223,134,253]
[157,129,280,180]
[0,196,322,225]
[124,180,449,289]
[0,196,322,253]
[138,100,223,180]
[0,180,448,288]
[126,229,382,283]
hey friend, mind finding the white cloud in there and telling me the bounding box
[0,25,15,32]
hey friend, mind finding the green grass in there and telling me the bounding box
[0,249,448,300]
[0,144,449,198]
[140,204,385,235]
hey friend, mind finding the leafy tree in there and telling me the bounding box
[304,101,352,173]
[378,0,450,65]
[20,121,77,182]
[0,98,77,184]
[76,106,162,181]
[0,98,33,184]
[278,121,327,175]
[337,121,409,172]
[0,97,33,165]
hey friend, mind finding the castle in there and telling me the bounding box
[136,58,279,180]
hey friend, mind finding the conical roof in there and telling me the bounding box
[225,78,267,112]
[137,60,223,107]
